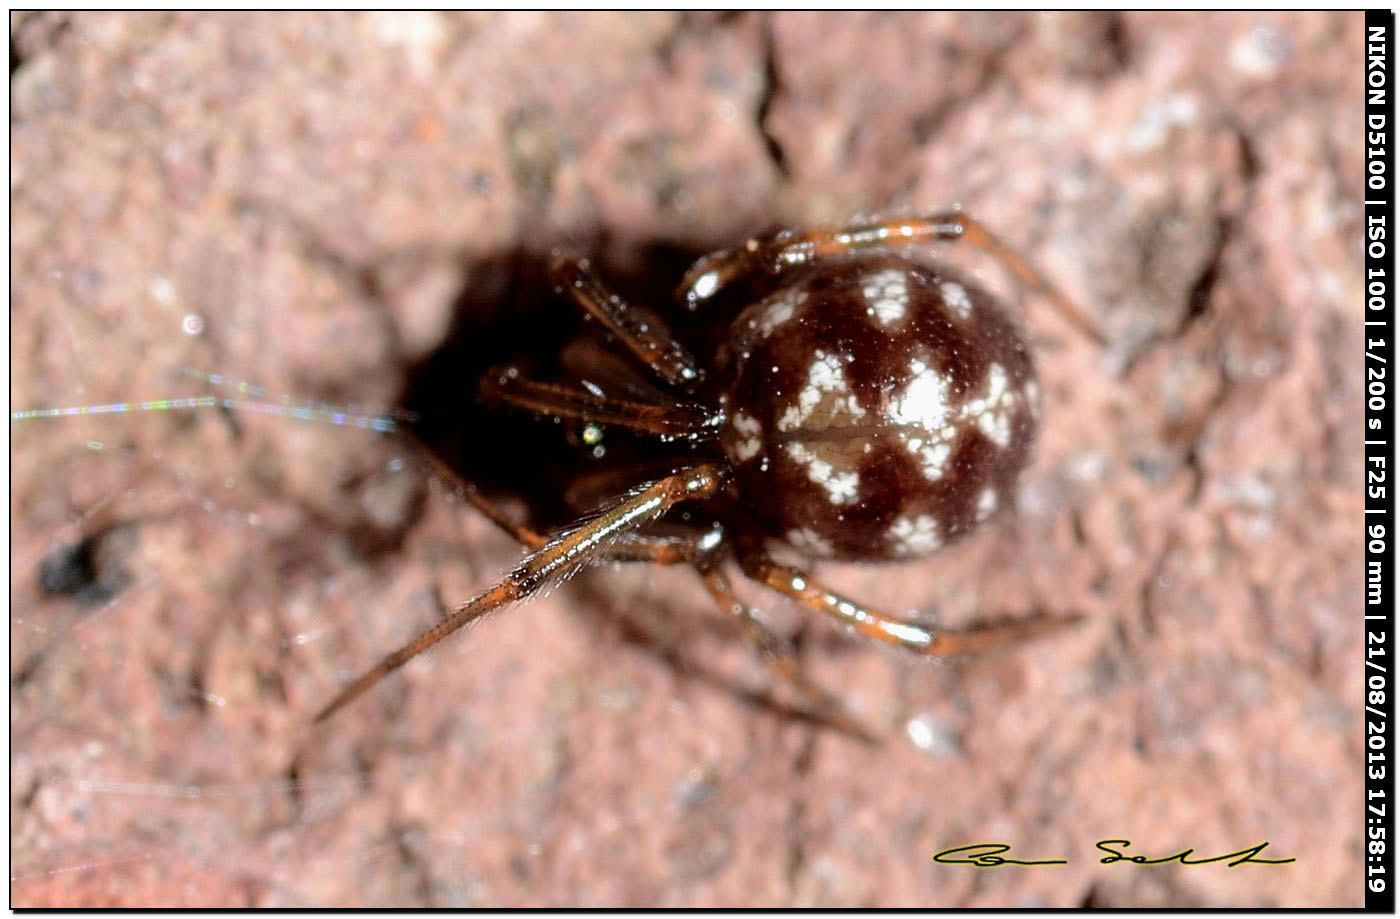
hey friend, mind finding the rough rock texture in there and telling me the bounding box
[11,11,1363,907]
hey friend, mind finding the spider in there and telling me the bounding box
[314,212,1100,732]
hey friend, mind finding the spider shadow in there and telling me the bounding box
[570,568,880,745]
[398,240,712,531]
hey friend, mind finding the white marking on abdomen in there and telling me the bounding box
[961,362,1015,448]
[787,527,834,556]
[975,487,998,522]
[786,442,860,505]
[861,268,910,327]
[777,350,866,433]
[728,410,763,462]
[888,513,941,556]
[890,357,956,481]
[751,287,808,338]
[940,280,973,320]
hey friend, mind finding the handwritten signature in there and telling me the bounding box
[933,840,1295,868]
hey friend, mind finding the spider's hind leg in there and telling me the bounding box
[737,550,1083,657]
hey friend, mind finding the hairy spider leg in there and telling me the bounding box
[737,551,1082,657]
[428,442,720,566]
[551,257,705,390]
[478,369,718,441]
[313,463,726,723]
[696,565,879,744]
[679,212,1103,345]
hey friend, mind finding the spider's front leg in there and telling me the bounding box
[551,258,704,390]
[312,463,726,723]
[478,368,717,440]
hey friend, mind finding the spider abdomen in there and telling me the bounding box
[718,253,1039,561]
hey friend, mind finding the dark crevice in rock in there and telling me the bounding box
[756,14,790,178]
[784,729,818,897]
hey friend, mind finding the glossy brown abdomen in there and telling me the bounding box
[718,253,1039,561]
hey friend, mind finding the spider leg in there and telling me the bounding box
[679,212,1102,344]
[738,551,1082,656]
[696,565,879,743]
[414,443,547,548]
[551,257,705,390]
[479,366,719,441]
[419,443,720,565]
[563,460,727,518]
[559,337,679,406]
[313,463,726,723]
[596,525,716,564]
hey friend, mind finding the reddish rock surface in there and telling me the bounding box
[11,12,1363,907]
